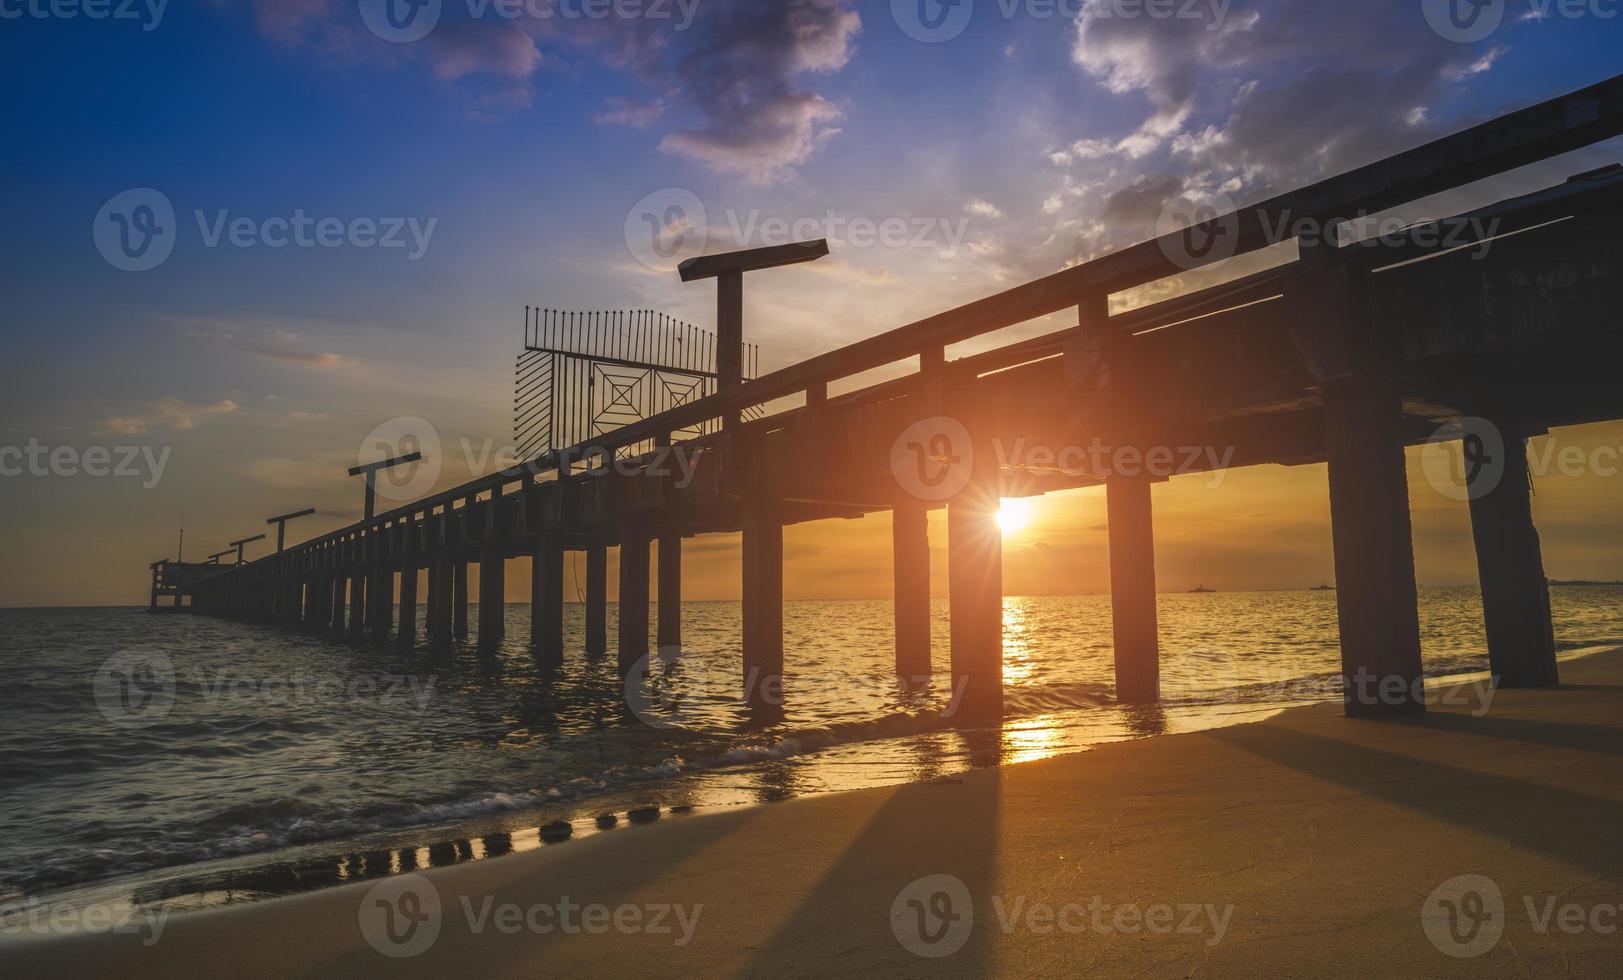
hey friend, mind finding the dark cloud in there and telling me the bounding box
[1027,0,1570,276]
[1098,173,1184,234]
[222,0,859,181]
[651,0,860,181]
[1069,0,1509,192]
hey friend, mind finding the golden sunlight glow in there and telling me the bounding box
[996,497,1035,535]
[1001,713,1066,765]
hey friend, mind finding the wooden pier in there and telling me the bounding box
[157,76,1623,720]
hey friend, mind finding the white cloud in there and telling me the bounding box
[100,399,239,435]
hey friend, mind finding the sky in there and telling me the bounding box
[1,0,1621,606]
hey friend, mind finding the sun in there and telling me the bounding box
[996,497,1036,535]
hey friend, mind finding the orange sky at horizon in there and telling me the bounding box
[4,419,1619,609]
[637,420,1623,604]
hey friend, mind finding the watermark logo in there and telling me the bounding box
[360,0,443,42]
[1422,0,1507,42]
[93,188,176,272]
[893,0,975,42]
[1156,189,1239,271]
[892,873,974,957]
[92,648,176,726]
[1422,873,1505,957]
[624,187,708,271]
[891,416,974,501]
[1420,417,1506,502]
[359,874,443,958]
[1422,872,1622,958]
[359,416,443,503]
[623,646,715,730]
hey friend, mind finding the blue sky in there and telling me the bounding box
[2,0,1620,604]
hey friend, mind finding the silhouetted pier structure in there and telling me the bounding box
[164,76,1623,720]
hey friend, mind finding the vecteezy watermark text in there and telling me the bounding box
[622,187,975,270]
[890,874,1233,958]
[93,649,438,727]
[463,438,702,488]
[0,440,170,489]
[0,903,170,946]
[359,0,700,43]
[1343,668,1497,716]
[0,0,167,31]
[623,647,971,731]
[888,417,1237,503]
[1156,190,1504,272]
[892,0,1233,43]
[194,210,436,259]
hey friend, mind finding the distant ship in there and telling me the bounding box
[1188,585,1216,594]
[1311,583,1336,591]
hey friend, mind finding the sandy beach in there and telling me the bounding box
[4,648,1619,977]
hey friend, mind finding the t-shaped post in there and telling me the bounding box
[348,452,423,520]
[229,534,266,566]
[678,239,828,395]
[266,507,317,552]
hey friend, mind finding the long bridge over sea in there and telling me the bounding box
[152,76,1623,721]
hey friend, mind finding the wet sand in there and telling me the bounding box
[7,649,1622,978]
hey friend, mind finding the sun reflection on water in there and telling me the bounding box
[1000,596,1038,685]
[1002,713,1066,765]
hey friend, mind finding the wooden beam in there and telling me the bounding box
[677,239,829,281]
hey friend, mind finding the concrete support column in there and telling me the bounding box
[329,572,346,633]
[585,543,608,654]
[424,552,441,641]
[478,544,505,650]
[429,553,453,648]
[657,534,682,654]
[1107,475,1160,703]
[1324,377,1425,716]
[1468,428,1558,687]
[370,563,393,646]
[348,570,366,639]
[304,575,325,631]
[947,423,1003,722]
[741,502,783,711]
[893,504,932,680]
[397,566,418,648]
[618,531,650,676]
[532,534,564,668]
[453,559,469,639]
